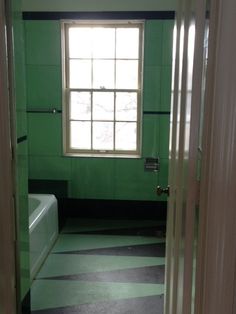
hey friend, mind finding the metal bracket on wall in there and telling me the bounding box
[144,157,159,172]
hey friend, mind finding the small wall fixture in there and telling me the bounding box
[144,157,159,172]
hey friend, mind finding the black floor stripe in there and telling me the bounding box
[31,294,164,314]
[39,265,165,284]
[53,243,166,257]
[62,226,166,237]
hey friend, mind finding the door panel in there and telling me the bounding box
[0,0,17,312]
[165,0,208,313]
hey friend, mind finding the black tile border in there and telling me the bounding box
[22,11,175,21]
[62,225,166,237]
[17,135,27,144]
[143,111,171,115]
[58,198,167,228]
[21,290,31,314]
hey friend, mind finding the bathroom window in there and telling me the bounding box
[62,21,143,157]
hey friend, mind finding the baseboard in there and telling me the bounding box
[28,179,68,198]
[58,198,167,229]
[21,290,31,314]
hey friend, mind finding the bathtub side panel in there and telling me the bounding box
[46,199,58,248]
[30,217,49,279]
[29,194,58,281]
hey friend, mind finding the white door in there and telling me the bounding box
[164,0,209,313]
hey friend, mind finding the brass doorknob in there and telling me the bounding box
[156,185,170,196]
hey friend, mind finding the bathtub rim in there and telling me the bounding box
[28,194,57,230]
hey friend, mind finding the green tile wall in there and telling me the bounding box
[26,65,62,108]
[26,20,174,201]
[24,21,61,65]
[22,0,176,12]
[12,0,30,302]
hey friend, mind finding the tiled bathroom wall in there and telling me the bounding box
[25,19,173,201]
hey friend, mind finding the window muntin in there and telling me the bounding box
[62,21,143,156]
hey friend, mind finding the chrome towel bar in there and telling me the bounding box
[27,108,62,114]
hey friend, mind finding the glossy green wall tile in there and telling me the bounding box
[70,158,115,199]
[16,141,30,300]
[26,65,62,109]
[16,111,27,138]
[142,115,160,157]
[143,66,161,111]
[159,115,170,159]
[24,21,61,65]
[28,113,62,156]
[162,20,174,66]
[29,156,72,180]
[161,66,172,112]
[144,21,163,66]
[22,0,177,12]
[114,159,158,200]
[17,153,29,197]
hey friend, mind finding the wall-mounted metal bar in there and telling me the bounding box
[27,108,62,114]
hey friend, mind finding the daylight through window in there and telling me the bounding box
[62,21,143,157]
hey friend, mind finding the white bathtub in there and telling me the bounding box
[29,194,58,280]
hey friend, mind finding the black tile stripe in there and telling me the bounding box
[31,295,164,314]
[17,135,27,144]
[39,265,165,284]
[62,225,166,237]
[143,111,171,115]
[52,242,166,257]
[23,11,175,21]
[21,290,30,314]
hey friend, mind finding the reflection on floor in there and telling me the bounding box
[31,218,166,314]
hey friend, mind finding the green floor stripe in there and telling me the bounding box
[31,279,164,311]
[37,254,165,278]
[62,219,166,234]
[52,234,165,253]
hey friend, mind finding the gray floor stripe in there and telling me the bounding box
[39,265,165,284]
[52,243,166,257]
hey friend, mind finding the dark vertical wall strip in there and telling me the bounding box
[22,11,175,21]
[12,0,30,304]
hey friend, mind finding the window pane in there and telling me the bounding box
[116,60,139,89]
[69,60,91,88]
[70,121,91,149]
[93,60,114,89]
[92,28,115,58]
[115,122,137,151]
[93,92,114,120]
[70,92,91,120]
[69,27,92,58]
[116,28,139,59]
[116,92,137,121]
[93,122,113,150]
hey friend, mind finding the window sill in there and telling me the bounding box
[63,152,141,159]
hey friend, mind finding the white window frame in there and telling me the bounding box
[61,20,144,158]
